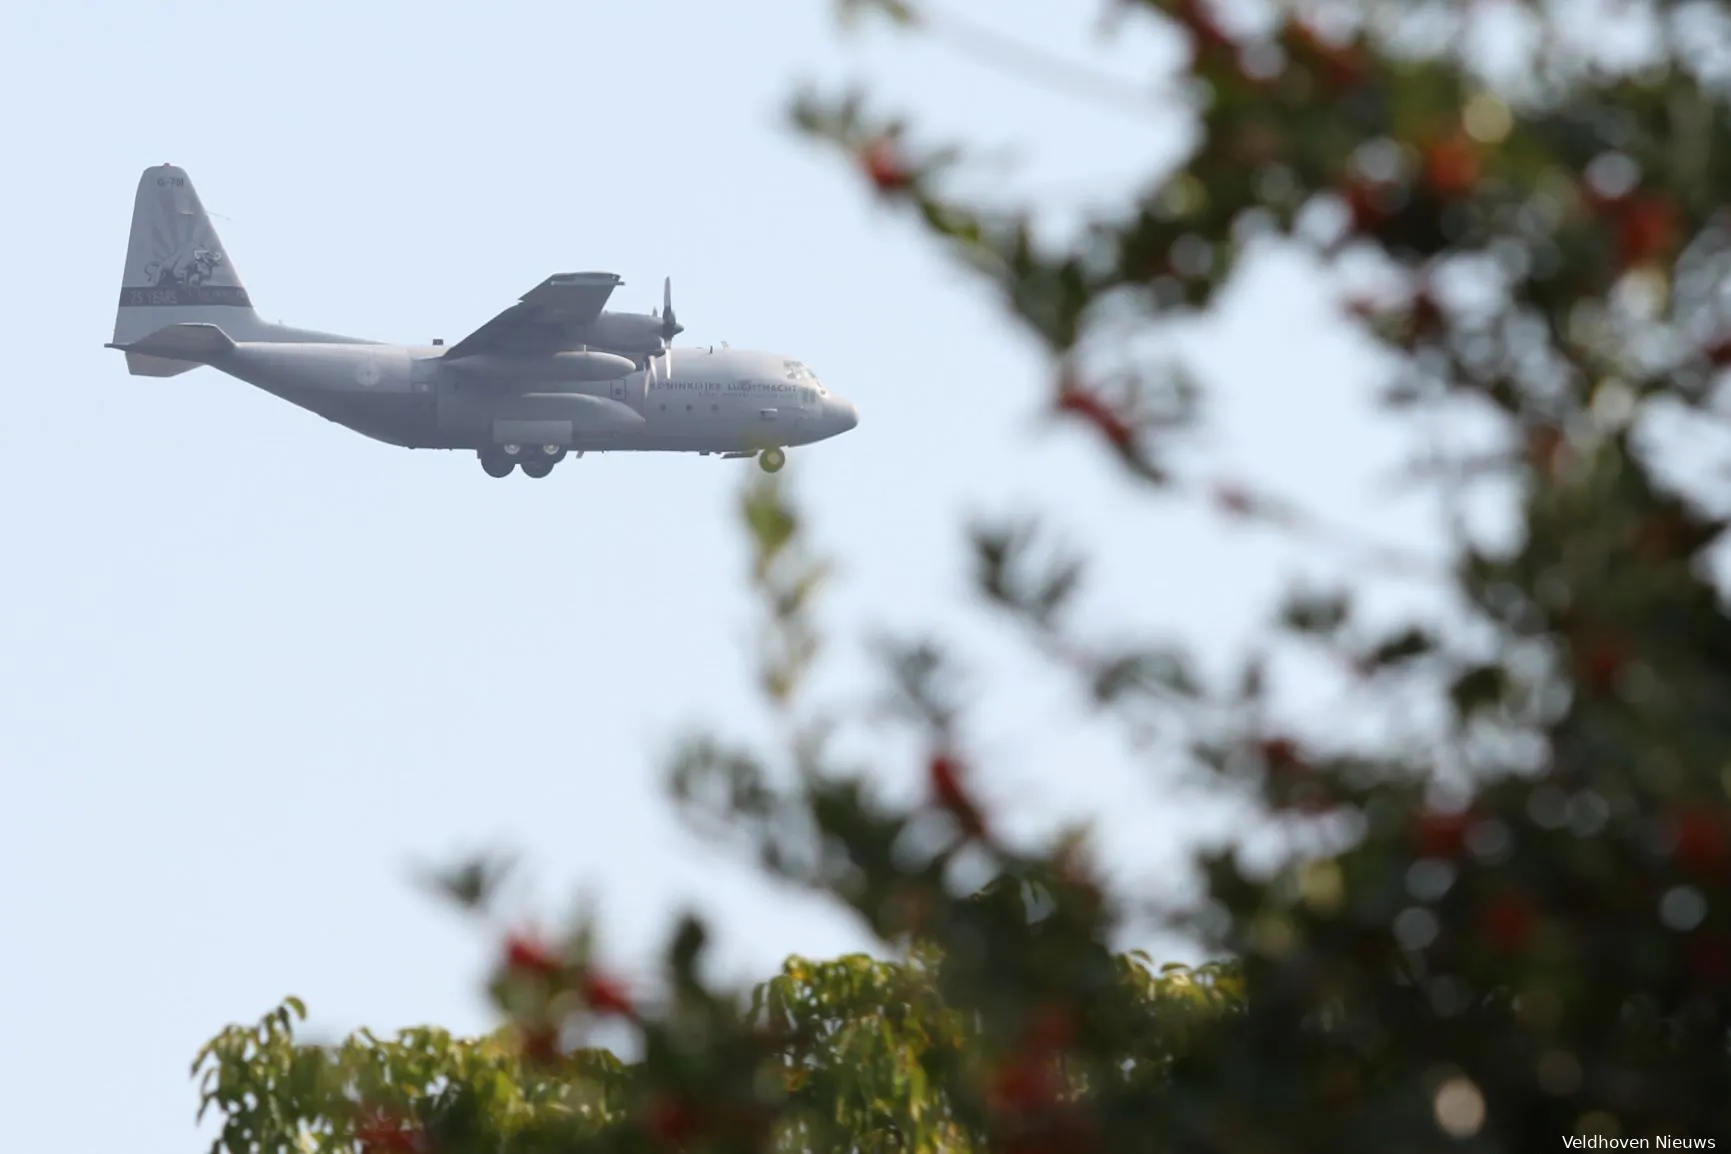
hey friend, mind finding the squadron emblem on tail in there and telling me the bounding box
[145,246,225,287]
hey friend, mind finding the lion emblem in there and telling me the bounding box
[145,246,225,287]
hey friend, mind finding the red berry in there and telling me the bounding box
[1412,810,1469,858]
[1257,737,1304,773]
[1483,895,1535,952]
[647,1094,700,1144]
[1674,810,1729,876]
[521,1025,560,1065]
[1343,294,1383,322]
[1055,379,1135,447]
[1688,935,1731,985]
[987,1052,1054,1116]
[930,752,989,840]
[504,932,561,977]
[581,971,636,1018]
[1526,424,1565,475]
[1410,290,1443,334]
[860,137,913,193]
[1026,1004,1078,1054]
[1616,196,1678,270]
[1423,133,1481,197]
[1212,482,1255,517]
[1574,639,1631,693]
[1343,180,1392,232]
[355,1110,420,1154]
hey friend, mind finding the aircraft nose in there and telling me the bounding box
[833,396,859,432]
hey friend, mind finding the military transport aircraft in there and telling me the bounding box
[107,164,859,477]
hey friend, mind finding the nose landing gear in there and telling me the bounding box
[758,447,786,473]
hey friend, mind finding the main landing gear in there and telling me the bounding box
[758,447,786,473]
[480,443,567,478]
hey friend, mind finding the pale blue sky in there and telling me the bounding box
[1,1,1461,1149]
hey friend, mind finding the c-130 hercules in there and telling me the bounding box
[107,164,859,477]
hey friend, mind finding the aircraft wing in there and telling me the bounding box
[442,271,623,359]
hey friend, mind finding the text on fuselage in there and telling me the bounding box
[652,380,811,395]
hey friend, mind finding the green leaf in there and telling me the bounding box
[1090,648,1200,703]
[1448,662,1509,718]
[1362,626,1437,668]
[1278,588,1351,635]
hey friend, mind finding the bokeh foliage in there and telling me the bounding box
[195,950,1240,1152]
[200,1,1731,1149]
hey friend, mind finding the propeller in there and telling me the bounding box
[660,276,683,342]
[654,276,683,377]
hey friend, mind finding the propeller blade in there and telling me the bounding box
[661,276,683,341]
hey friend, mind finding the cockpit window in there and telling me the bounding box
[783,360,818,383]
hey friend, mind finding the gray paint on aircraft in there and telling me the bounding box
[106,164,856,476]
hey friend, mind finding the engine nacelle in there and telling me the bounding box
[583,311,666,356]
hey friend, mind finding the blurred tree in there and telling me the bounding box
[193,947,1239,1152]
[198,0,1731,1149]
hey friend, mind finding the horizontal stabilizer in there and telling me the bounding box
[109,321,236,365]
[122,351,201,377]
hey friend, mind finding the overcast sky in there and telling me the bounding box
[0,1,1468,1149]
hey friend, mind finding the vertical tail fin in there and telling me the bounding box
[112,164,262,375]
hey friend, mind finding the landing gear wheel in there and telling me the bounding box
[481,454,515,478]
[539,443,566,462]
[759,447,786,473]
[521,459,554,479]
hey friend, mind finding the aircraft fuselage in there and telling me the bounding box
[211,340,857,456]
